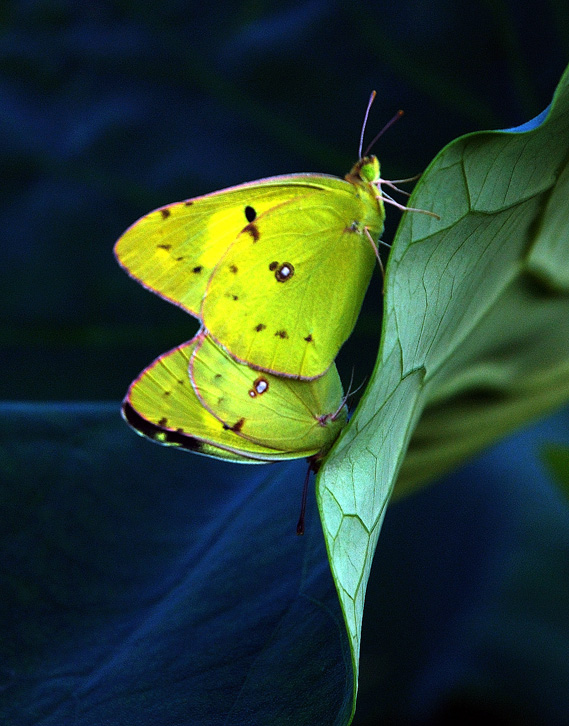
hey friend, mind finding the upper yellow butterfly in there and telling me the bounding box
[114,153,385,380]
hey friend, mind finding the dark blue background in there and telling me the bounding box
[2,0,567,399]
[2,2,569,724]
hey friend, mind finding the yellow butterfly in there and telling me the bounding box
[122,331,348,463]
[113,93,416,380]
[115,157,386,379]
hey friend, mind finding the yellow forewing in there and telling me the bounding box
[115,183,305,316]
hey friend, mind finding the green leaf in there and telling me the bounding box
[319,63,569,719]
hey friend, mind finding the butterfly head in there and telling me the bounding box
[346,155,381,185]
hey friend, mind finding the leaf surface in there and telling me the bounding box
[318,65,569,717]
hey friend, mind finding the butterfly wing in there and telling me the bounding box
[189,333,347,457]
[114,176,337,318]
[203,176,381,377]
[122,337,284,462]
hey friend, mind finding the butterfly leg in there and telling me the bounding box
[296,464,312,535]
[364,227,386,290]
[376,186,441,219]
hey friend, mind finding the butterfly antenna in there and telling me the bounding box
[331,389,351,422]
[344,368,356,403]
[344,369,368,405]
[330,371,358,419]
[358,90,377,159]
[363,109,404,157]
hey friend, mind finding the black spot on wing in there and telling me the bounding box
[193,266,203,273]
[184,201,194,207]
[275,330,289,339]
[160,209,171,219]
[268,260,294,281]
[275,262,294,282]
[229,264,238,274]
[255,323,266,332]
[224,417,245,433]
[304,334,313,343]
[158,417,168,427]
[242,222,259,242]
[245,205,257,223]
[157,244,171,250]
[249,377,269,398]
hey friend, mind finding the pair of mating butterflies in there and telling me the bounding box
[116,132,395,463]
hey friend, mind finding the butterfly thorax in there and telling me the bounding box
[345,154,385,234]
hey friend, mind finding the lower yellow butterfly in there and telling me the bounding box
[122,331,348,463]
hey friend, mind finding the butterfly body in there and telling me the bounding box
[115,155,385,379]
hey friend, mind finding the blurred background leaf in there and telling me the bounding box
[2,403,568,725]
[542,443,569,501]
[0,403,353,725]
